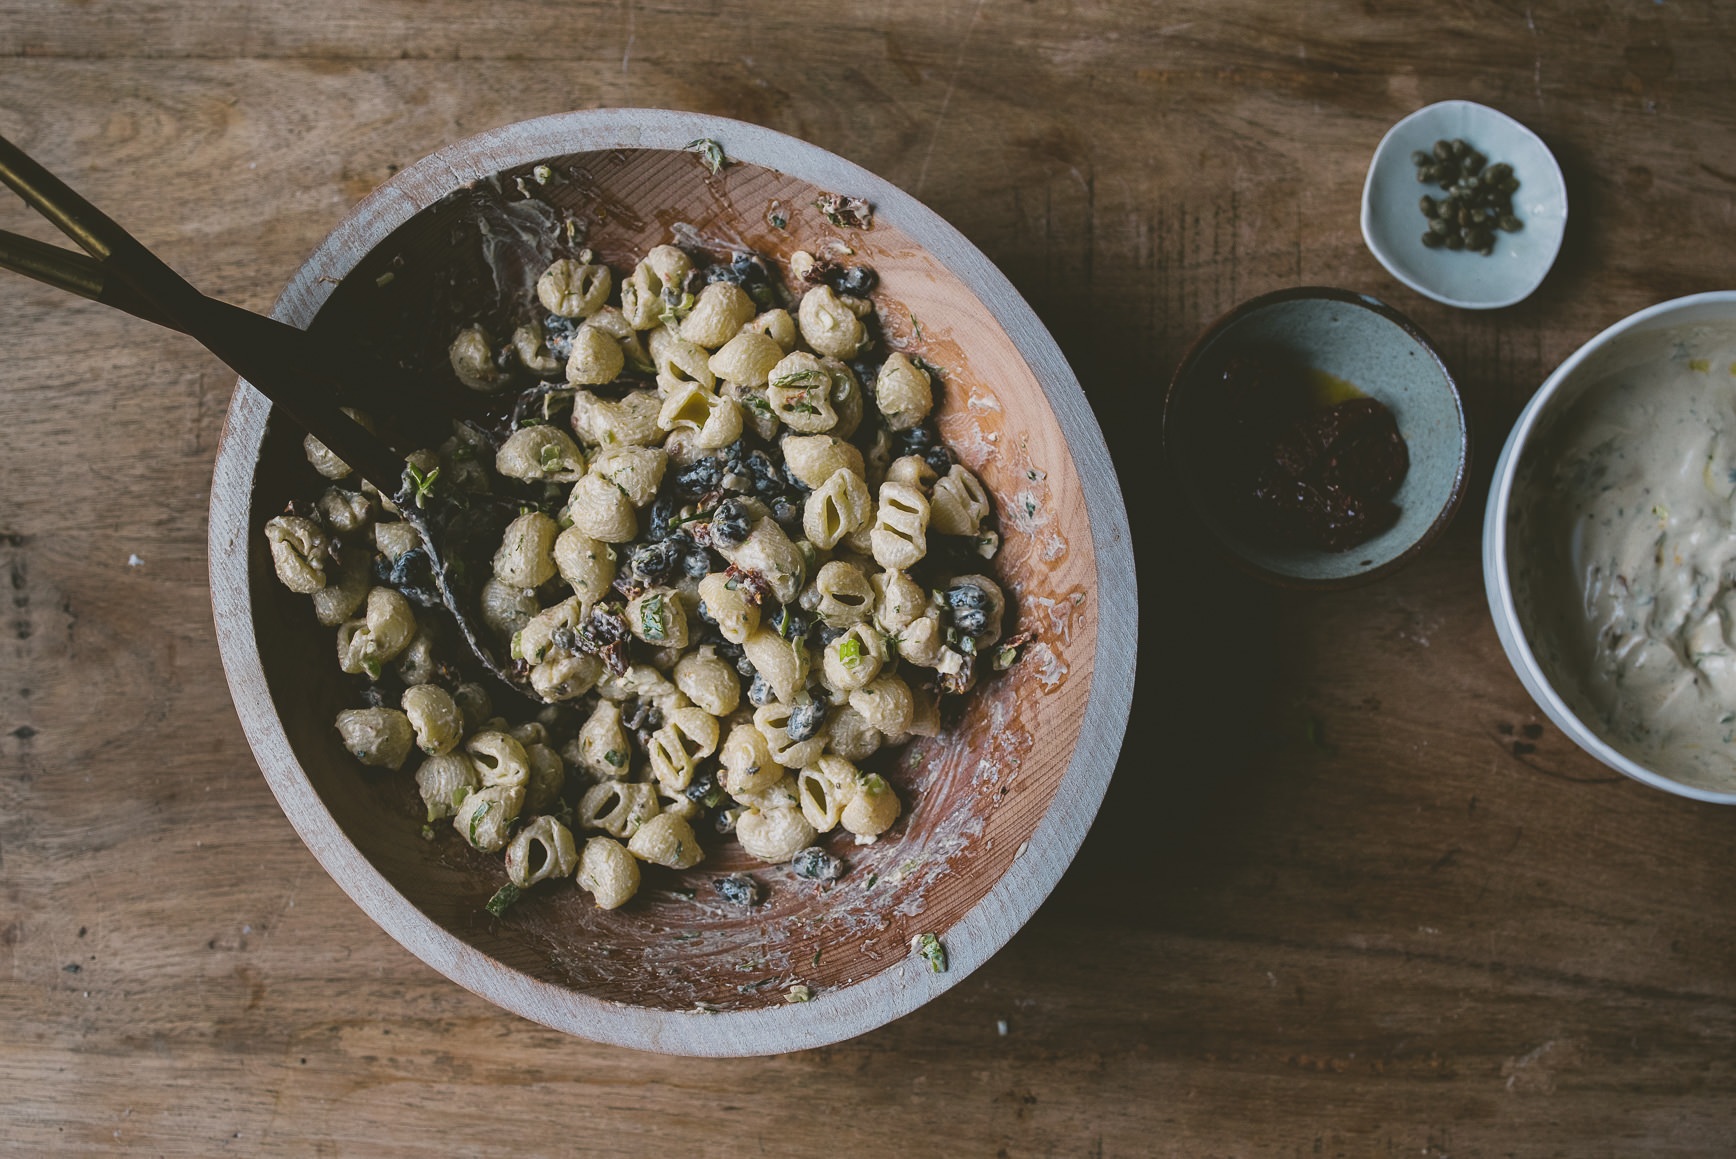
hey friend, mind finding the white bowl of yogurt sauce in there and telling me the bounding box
[1486,291,1736,803]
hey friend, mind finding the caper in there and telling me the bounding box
[1410,138,1521,257]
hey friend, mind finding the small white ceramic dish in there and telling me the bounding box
[1484,291,1736,804]
[1362,100,1567,311]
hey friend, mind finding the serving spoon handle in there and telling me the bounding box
[0,134,542,705]
[0,133,406,491]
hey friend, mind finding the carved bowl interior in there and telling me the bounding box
[210,110,1133,1055]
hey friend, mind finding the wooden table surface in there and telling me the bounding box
[4,1,1736,1154]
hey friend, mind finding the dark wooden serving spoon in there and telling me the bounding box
[0,134,538,704]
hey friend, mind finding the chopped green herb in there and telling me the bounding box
[770,369,828,390]
[785,399,821,416]
[468,800,492,844]
[908,310,923,341]
[812,947,823,967]
[404,462,441,509]
[604,749,627,769]
[685,138,728,176]
[641,593,666,639]
[485,882,521,917]
[745,394,773,414]
[671,507,718,527]
[866,872,879,888]
[769,210,788,229]
[914,932,947,973]
[659,291,696,332]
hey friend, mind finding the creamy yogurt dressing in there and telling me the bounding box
[1523,325,1736,787]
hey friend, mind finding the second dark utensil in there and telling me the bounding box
[0,134,542,705]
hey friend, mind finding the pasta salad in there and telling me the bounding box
[262,222,1014,915]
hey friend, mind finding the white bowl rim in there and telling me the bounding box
[1360,99,1567,311]
[1482,289,1736,805]
[208,108,1137,1054]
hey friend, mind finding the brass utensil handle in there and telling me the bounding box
[0,133,406,492]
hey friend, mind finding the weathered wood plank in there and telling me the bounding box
[4,0,1736,1152]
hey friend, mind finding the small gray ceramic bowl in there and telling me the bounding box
[1163,287,1470,588]
[1361,100,1567,310]
[1484,290,1736,804]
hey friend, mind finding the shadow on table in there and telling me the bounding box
[1057,483,1283,904]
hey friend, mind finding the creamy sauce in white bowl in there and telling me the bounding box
[1516,325,1736,788]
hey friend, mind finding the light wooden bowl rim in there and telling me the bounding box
[209,109,1136,1055]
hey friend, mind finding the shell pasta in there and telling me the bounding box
[264,213,1019,923]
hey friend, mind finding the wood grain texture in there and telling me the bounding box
[4,0,1736,1151]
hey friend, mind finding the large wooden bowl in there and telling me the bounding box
[209,110,1135,1055]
